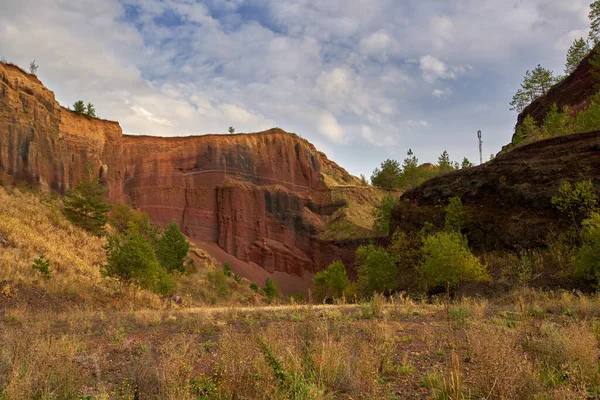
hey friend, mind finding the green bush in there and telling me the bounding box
[156,221,190,273]
[355,245,397,297]
[63,166,111,236]
[222,262,232,277]
[418,231,489,290]
[444,196,465,233]
[552,180,598,223]
[31,254,51,280]
[572,212,600,286]
[264,278,279,303]
[103,223,175,295]
[372,192,399,235]
[206,265,230,298]
[312,260,349,301]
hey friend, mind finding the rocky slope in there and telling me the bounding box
[0,62,382,293]
[514,48,598,141]
[391,131,600,250]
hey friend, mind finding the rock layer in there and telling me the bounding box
[391,131,600,250]
[0,62,377,292]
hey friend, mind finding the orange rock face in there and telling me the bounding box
[0,62,373,293]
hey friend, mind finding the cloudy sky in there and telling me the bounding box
[0,0,592,178]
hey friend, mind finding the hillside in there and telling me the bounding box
[0,61,385,293]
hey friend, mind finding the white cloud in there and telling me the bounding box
[318,112,344,143]
[432,88,452,98]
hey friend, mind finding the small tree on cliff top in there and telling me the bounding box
[73,100,86,114]
[63,165,111,236]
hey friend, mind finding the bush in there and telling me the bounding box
[222,262,232,277]
[372,193,399,235]
[63,166,111,236]
[418,231,489,290]
[572,212,600,286]
[552,180,598,224]
[388,230,422,289]
[312,260,349,302]
[264,278,279,303]
[31,254,51,280]
[444,196,465,233]
[103,223,175,295]
[355,245,397,297]
[109,201,157,239]
[156,221,190,274]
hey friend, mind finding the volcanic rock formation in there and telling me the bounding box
[391,131,600,251]
[0,62,382,293]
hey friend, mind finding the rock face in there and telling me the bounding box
[391,131,600,251]
[514,49,597,142]
[0,62,378,292]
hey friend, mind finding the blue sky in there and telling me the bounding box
[0,0,592,178]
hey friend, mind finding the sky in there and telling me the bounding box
[0,0,592,179]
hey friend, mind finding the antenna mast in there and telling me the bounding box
[477,130,483,165]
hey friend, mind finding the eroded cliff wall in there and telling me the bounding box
[0,62,378,292]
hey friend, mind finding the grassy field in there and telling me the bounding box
[2,291,600,399]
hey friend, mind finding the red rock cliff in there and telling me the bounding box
[0,62,379,293]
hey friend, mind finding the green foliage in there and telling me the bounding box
[264,278,279,302]
[233,273,242,283]
[206,265,230,298]
[355,245,397,296]
[31,254,51,280]
[63,166,111,236]
[388,230,422,282]
[73,100,86,114]
[250,282,259,292]
[29,59,38,75]
[312,260,349,301]
[572,212,600,286]
[512,127,525,146]
[108,201,157,238]
[370,159,402,190]
[156,221,190,274]
[543,103,566,136]
[103,223,175,295]
[551,181,598,222]
[223,262,232,277]
[565,38,591,75]
[86,103,96,118]
[399,149,421,190]
[228,126,235,134]
[461,158,474,169]
[418,231,489,289]
[590,1,600,46]
[510,65,557,113]
[444,197,465,233]
[372,192,399,235]
[437,150,455,174]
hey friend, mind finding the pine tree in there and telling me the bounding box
[86,103,96,118]
[590,1,600,46]
[510,65,557,112]
[372,192,399,235]
[228,126,235,134]
[461,158,474,169]
[156,221,190,273]
[565,38,591,75]
[63,166,111,236]
[370,159,402,190]
[399,149,420,190]
[437,150,454,173]
[73,100,86,114]
[29,60,38,75]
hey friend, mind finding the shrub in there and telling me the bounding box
[264,278,279,302]
[355,245,397,296]
[388,230,422,288]
[372,192,399,235]
[206,265,230,298]
[552,180,598,224]
[312,260,349,302]
[156,221,190,274]
[108,201,159,240]
[63,166,111,236]
[103,223,175,295]
[222,262,232,277]
[72,100,86,114]
[444,196,465,233]
[418,231,489,290]
[249,282,259,292]
[572,212,600,286]
[31,254,51,280]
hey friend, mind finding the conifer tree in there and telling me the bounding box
[86,103,96,118]
[565,38,591,75]
[73,100,86,114]
[156,221,190,273]
[63,166,111,236]
[590,1,600,46]
[510,65,557,112]
[370,159,402,190]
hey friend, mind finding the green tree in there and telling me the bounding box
[437,150,455,173]
[372,192,399,235]
[461,158,474,169]
[590,1,600,46]
[228,126,235,134]
[264,278,279,303]
[355,245,397,296]
[63,166,111,236]
[312,260,350,301]
[371,159,402,190]
[552,180,598,227]
[103,223,175,295]
[73,100,86,114]
[31,254,51,280]
[156,221,190,274]
[444,196,465,233]
[29,59,38,75]
[565,38,591,75]
[86,103,96,118]
[388,230,422,288]
[542,103,566,137]
[418,231,489,290]
[399,149,420,190]
[510,65,557,112]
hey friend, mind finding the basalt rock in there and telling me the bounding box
[0,62,380,293]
